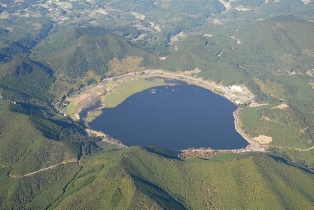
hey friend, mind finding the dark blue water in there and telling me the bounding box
[89,85,248,150]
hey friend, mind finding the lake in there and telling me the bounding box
[88,84,248,150]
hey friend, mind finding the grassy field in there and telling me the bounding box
[96,141,120,150]
[65,103,76,119]
[102,78,166,108]
[79,78,167,124]
[85,110,103,123]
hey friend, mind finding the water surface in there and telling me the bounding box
[89,84,248,150]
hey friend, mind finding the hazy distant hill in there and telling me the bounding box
[219,16,314,114]
[227,15,314,73]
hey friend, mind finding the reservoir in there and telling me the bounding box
[88,84,248,150]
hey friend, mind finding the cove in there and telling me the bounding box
[88,84,248,150]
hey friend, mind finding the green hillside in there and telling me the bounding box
[1,147,314,209]
[0,57,55,101]
[241,105,313,148]
[31,27,156,78]
[228,15,314,73]
[0,99,98,176]
[203,16,314,149]
[1,1,314,209]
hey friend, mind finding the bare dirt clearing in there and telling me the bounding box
[262,115,275,122]
[252,135,273,144]
[301,0,312,4]
[217,0,236,11]
[272,103,289,110]
[159,56,167,60]
[203,34,213,38]
[249,101,268,107]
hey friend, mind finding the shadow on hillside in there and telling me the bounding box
[142,146,181,160]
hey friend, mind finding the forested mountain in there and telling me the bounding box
[1,147,314,209]
[0,0,314,209]
[0,57,55,100]
[31,27,155,78]
[0,99,99,176]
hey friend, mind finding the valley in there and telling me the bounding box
[1,0,314,209]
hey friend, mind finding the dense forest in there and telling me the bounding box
[0,0,314,209]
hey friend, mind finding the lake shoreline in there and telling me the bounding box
[233,108,266,149]
[66,69,265,150]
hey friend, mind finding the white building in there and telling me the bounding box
[230,85,243,92]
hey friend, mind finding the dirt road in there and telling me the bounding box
[9,159,77,178]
